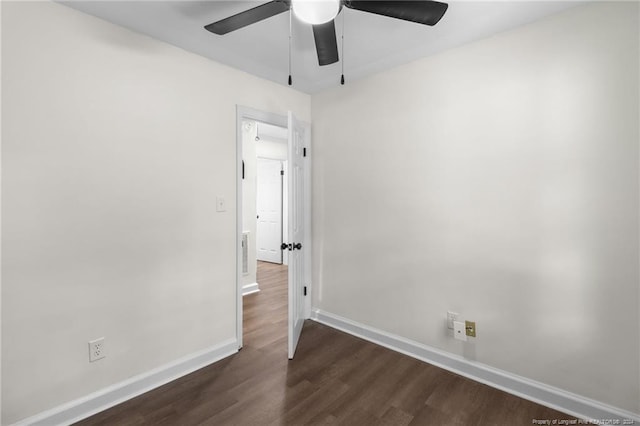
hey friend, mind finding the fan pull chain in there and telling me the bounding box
[288,8,293,86]
[341,9,345,85]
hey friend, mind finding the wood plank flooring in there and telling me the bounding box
[76,261,577,425]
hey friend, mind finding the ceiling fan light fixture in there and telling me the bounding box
[292,0,340,25]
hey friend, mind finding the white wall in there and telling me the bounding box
[312,2,639,414]
[1,2,310,424]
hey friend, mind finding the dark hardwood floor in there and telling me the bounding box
[76,261,576,425]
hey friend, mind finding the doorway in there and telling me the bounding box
[240,120,288,291]
[235,106,311,357]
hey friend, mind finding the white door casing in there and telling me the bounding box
[287,111,306,359]
[256,158,283,264]
[282,161,289,267]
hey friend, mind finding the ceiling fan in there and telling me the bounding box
[204,0,448,70]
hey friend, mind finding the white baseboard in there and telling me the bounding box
[242,282,260,296]
[311,308,640,424]
[12,338,238,426]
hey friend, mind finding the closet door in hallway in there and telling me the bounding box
[256,158,283,264]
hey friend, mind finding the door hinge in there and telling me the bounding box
[280,170,284,176]
[303,147,307,157]
[303,286,307,296]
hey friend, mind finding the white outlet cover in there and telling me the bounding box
[447,311,459,329]
[453,321,468,342]
[88,338,106,362]
[216,196,226,212]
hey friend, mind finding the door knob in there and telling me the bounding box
[293,243,302,250]
[281,243,292,251]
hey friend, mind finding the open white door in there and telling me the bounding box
[287,111,306,359]
[256,158,283,264]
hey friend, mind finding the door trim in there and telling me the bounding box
[235,106,312,350]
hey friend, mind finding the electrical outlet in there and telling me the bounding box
[88,338,105,362]
[447,311,459,329]
[465,320,476,338]
[216,196,226,212]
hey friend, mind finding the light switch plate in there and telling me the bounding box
[453,321,467,341]
[447,311,459,329]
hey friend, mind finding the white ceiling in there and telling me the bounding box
[61,1,586,94]
[255,120,288,141]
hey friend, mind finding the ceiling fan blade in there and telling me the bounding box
[344,0,448,26]
[204,1,290,35]
[313,20,339,66]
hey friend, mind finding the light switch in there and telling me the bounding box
[453,321,468,342]
[216,196,226,212]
